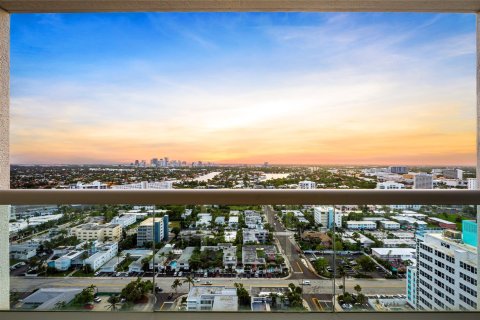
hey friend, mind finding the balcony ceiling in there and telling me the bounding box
[0,0,480,13]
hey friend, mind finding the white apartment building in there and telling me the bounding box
[376,181,406,190]
[380,220,401,230]
[111,181,174,190]
[85,242,119,271]
[409,227,478,311]
[346,221,376,230]
[298,180,316,189]
[110,214,136,228]
[414,174,433,189]
[70,223,122,242]
[187,286,238,311]
[69,181,108,189]
[467,178,478,190]
[314,206,342,228]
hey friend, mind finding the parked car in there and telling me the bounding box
[302,280,311,285]
[94,297,102,303]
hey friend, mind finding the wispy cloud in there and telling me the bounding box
[9,13,476,165]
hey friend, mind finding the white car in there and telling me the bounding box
[302,280,311,285]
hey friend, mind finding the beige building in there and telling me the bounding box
[70,223,122,242]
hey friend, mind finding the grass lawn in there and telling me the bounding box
[169,221,181,229]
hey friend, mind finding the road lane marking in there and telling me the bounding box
[296,262,303,272]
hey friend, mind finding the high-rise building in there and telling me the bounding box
[407,221,477,311]
[414,174,433,189]
[137,216,169,246]
[313,206,342,228]
[389,166,408,174]
[443,169,464,180]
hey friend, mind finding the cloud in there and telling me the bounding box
[10,13,476,165]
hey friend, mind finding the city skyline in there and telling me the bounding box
[10,13,476,165]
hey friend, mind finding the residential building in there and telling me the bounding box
[69,181,108,189]
[176,247,195,271]
[111,180,174,189]
[110,214,137,228]
[346,221,376,230]
[298,180,316,189]
[380,220,401,230]
[427,217,457,230]
[314,206,341,228]
[200,244,237,269]
[196,213,212,228]
[70,223,122,242]
[150,244,173,271]
[376,181,406,189]
[9,243,39,261]
[84,242,118,271]
[442,168,463,180]
[137,216,169,246]
[414,174,433,189]
[228,216,239,229]
[409,222,477,311]
[186,286,238,311]
[467,178,477,190]
[391,216,428,229]
[243,229,269,244]
[50,250,85,271]
[242,245,277,267]
[244,211,263,229]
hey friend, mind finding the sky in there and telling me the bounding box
[10,12,477,166]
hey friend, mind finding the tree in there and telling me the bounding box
[183,275,195,291]
[171,227,181,239]
[354,284,362,295]
[171,279,182,294]
[314,257,329,275]
[81,251,90,272]
[356,256,376,272]
[234,283,251,307]
[88,284,98,296]
[106,294,122,311]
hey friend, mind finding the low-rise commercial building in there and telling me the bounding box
[371,248,416,262]
[380,220,401,230]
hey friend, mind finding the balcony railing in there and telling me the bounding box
[1,189,479,319]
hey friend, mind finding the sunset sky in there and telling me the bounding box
[10,13,476,165]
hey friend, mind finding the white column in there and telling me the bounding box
[476,13,480,311]
[0,8,9,310]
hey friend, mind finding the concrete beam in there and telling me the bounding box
[0,0,479,13]
[0,8,8,311]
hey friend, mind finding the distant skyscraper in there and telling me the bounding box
[414,174,433,189]
[389,166,408,174]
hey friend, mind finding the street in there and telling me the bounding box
[10,276,406,295]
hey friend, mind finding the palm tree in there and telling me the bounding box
[105,294,122,311]
[183,275,195,291]
[81,251,89,272]
[354,284,362,295]
[88,284,98,296]
[171,279,182,294]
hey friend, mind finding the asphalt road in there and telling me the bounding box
[11,276,406,295]
[263,205,318,280]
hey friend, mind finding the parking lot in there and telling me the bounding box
[305,252,388,279]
